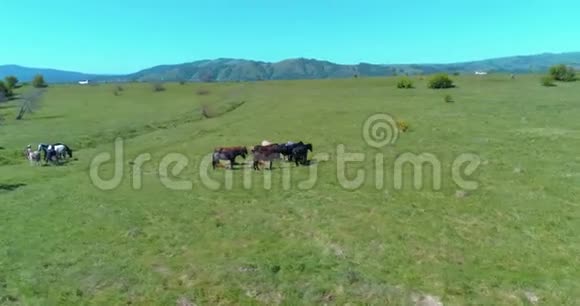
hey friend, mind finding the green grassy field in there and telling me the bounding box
[1,75,579,305]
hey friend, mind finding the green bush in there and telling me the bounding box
[444,94,454,103]
[396,77,414,89]
[196,88,210,95]
[0,81,13,99]
[549,64,576,82]
[541,76,556,87]
[32,74,47,88]
[396,120,410,132]
[152,83,165,92]
[4,76,18,89]
[113,86,124,96]
[428,73,454,89]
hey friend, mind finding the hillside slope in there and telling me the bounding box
[122,52,580,82]
[0,65,104,83]
[2,52,580,83]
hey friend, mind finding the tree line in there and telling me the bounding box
[390,64,576,90]
[0,74,47,122]
[0,74,47,102]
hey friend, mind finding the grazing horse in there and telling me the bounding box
[252,143,283,170]
[52,143,73,160]
[291,143,313,166]
[212,146,248,169]
[24,145,41,166]
[279,141,304,161]
[38,143,58,164]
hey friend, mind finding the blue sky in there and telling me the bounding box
[2,0,579,74]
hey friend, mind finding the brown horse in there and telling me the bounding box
[251,144,283,170]
[212,146,248,169]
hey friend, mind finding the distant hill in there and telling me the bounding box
[2,52,580,83]
[0,65,104,83]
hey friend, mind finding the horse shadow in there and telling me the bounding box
[217,159,319,171]
[0,183,26,192]
[41,158,75,167]
[33,115,66,120]
[287,159,318,167]
[0,104,17,110]
[214,161,245,170]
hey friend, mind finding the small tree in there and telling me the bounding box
[396,77,414,89]
[549,64,575,82]
[428,73,454,89]
[541,76,556,87]
[196,88,210,95]
[32,74,47,88]
[112,85,124,96]
[0,81,12,99]
[152,82,165,92]
[4,76,18,89]
[16,88,46,120]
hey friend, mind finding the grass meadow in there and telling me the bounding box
[1,75,579,305]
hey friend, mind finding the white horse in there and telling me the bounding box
[38,143,73,163]
[24,146,41,166]
[53,143,73,160]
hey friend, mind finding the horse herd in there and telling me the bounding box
[212,140,313,170]
[21,139,307,169]
[24,143,74,166]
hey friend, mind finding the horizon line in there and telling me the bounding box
[1,50,578,76]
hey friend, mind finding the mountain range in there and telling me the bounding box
[2,52,580,83]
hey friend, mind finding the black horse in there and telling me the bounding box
[279,141,304,161]
[291,143,313,166]
[37,143,57,164]
[212,146,248,169]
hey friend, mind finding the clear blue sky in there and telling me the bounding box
[3,0,579,74]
